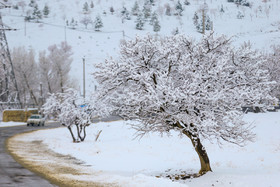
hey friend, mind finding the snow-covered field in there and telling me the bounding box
[3,0,280,93]
[13,111,280,187]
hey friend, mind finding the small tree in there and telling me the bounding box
[32,4,42,22]
[90,1,94,8]
[131,1,140,16]
[94,15,103,31]
[110,6,115,15]
[29,0,36,7]
[43,89,91,143]
[83,2,90,14]
[175,0,184,16]
[142,1,152,19]
[135,13,145,30]
[43,4,50,17]
[165,4,171,16]
[69,18,78,29]
[80,16,93,29]
[153,18,161,33]
[93,33,275,175]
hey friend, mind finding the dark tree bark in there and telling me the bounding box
[176,122,212,175]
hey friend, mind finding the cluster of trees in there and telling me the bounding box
[42,33,278,176]
[10,42,75,108]
[24,0,50,22]
[66,15,103,31]
[227,0,251,7]
[193,11,212,33]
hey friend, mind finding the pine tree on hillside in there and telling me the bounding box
[110,6,115,15]
[32,4,42,22]
[135,13,145,30]
[43,4,50,17]
[83,2,90,14]
[184,0,190,5]
[153,18,161,32]
[142,1,152,19]
[193,12,199,26]
[90,1,94,8]
[69,18,78,29]
[150,12,158,25]
[94,15,103,31]
[131,1,140,16]
[29,0,36,7]
[175,0,184,16]
[165,4,171,16]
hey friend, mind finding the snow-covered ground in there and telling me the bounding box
[13,111,280,187]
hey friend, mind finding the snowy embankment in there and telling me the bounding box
[10,111,280,187]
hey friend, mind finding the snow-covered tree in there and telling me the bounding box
[80,16,93,29]
[184,0,190,5]
[264,45,280,99]
[47,42,73,93]
[32,4,42,22]
[94,15,103,31]
[149,12,158,25]
[43,88,92,142]
[109,6,115,15]
[153,17,161,32]
[90,1,94,9]
[29,0,36,7]
[175,0,184,16]
[83,2,90,14]
[12,47,39,106]
[142,1,152,19]
[165,4,171,16]
[68,18,78,29]
[93,33,276,175]
[131,1,140,16]
[135,13,145,30]
[43,4,50,17]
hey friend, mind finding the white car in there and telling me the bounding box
[27,114,45,126]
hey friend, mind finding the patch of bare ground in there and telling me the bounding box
[6,130,119,187]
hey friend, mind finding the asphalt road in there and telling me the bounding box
[0,122,60,187]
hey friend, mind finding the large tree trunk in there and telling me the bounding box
[176,122,212,175]
[183,130,212,175]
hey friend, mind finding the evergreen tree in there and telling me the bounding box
[184,0,190,5]
[83,2,89,14]
[110,6,115,15]
[150,12,158,25]
[94,15,103,31]
[29,0,36,7]
[205,16,212,30]
[153,18,161,32]
[90,1,94,8]
[193,12,199,26]
[135,13,144,30]
[175,0,184,16]
[43,4,50,17]
[165,4,171,16]
[131,1,140,16]
[69,18,78,29]
[32,4,42,22]
[142,1,152,19]
[220,4,225,13]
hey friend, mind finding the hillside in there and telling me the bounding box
[2,0,280,93]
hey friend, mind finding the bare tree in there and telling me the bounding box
[93,33,276,175]
[47,42,73,93]
[12,47,39,106]
[80,16,92,29]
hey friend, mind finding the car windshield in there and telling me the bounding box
[30,115,40,119]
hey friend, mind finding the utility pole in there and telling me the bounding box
[83,57,85,99]
[0,7,22,108]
